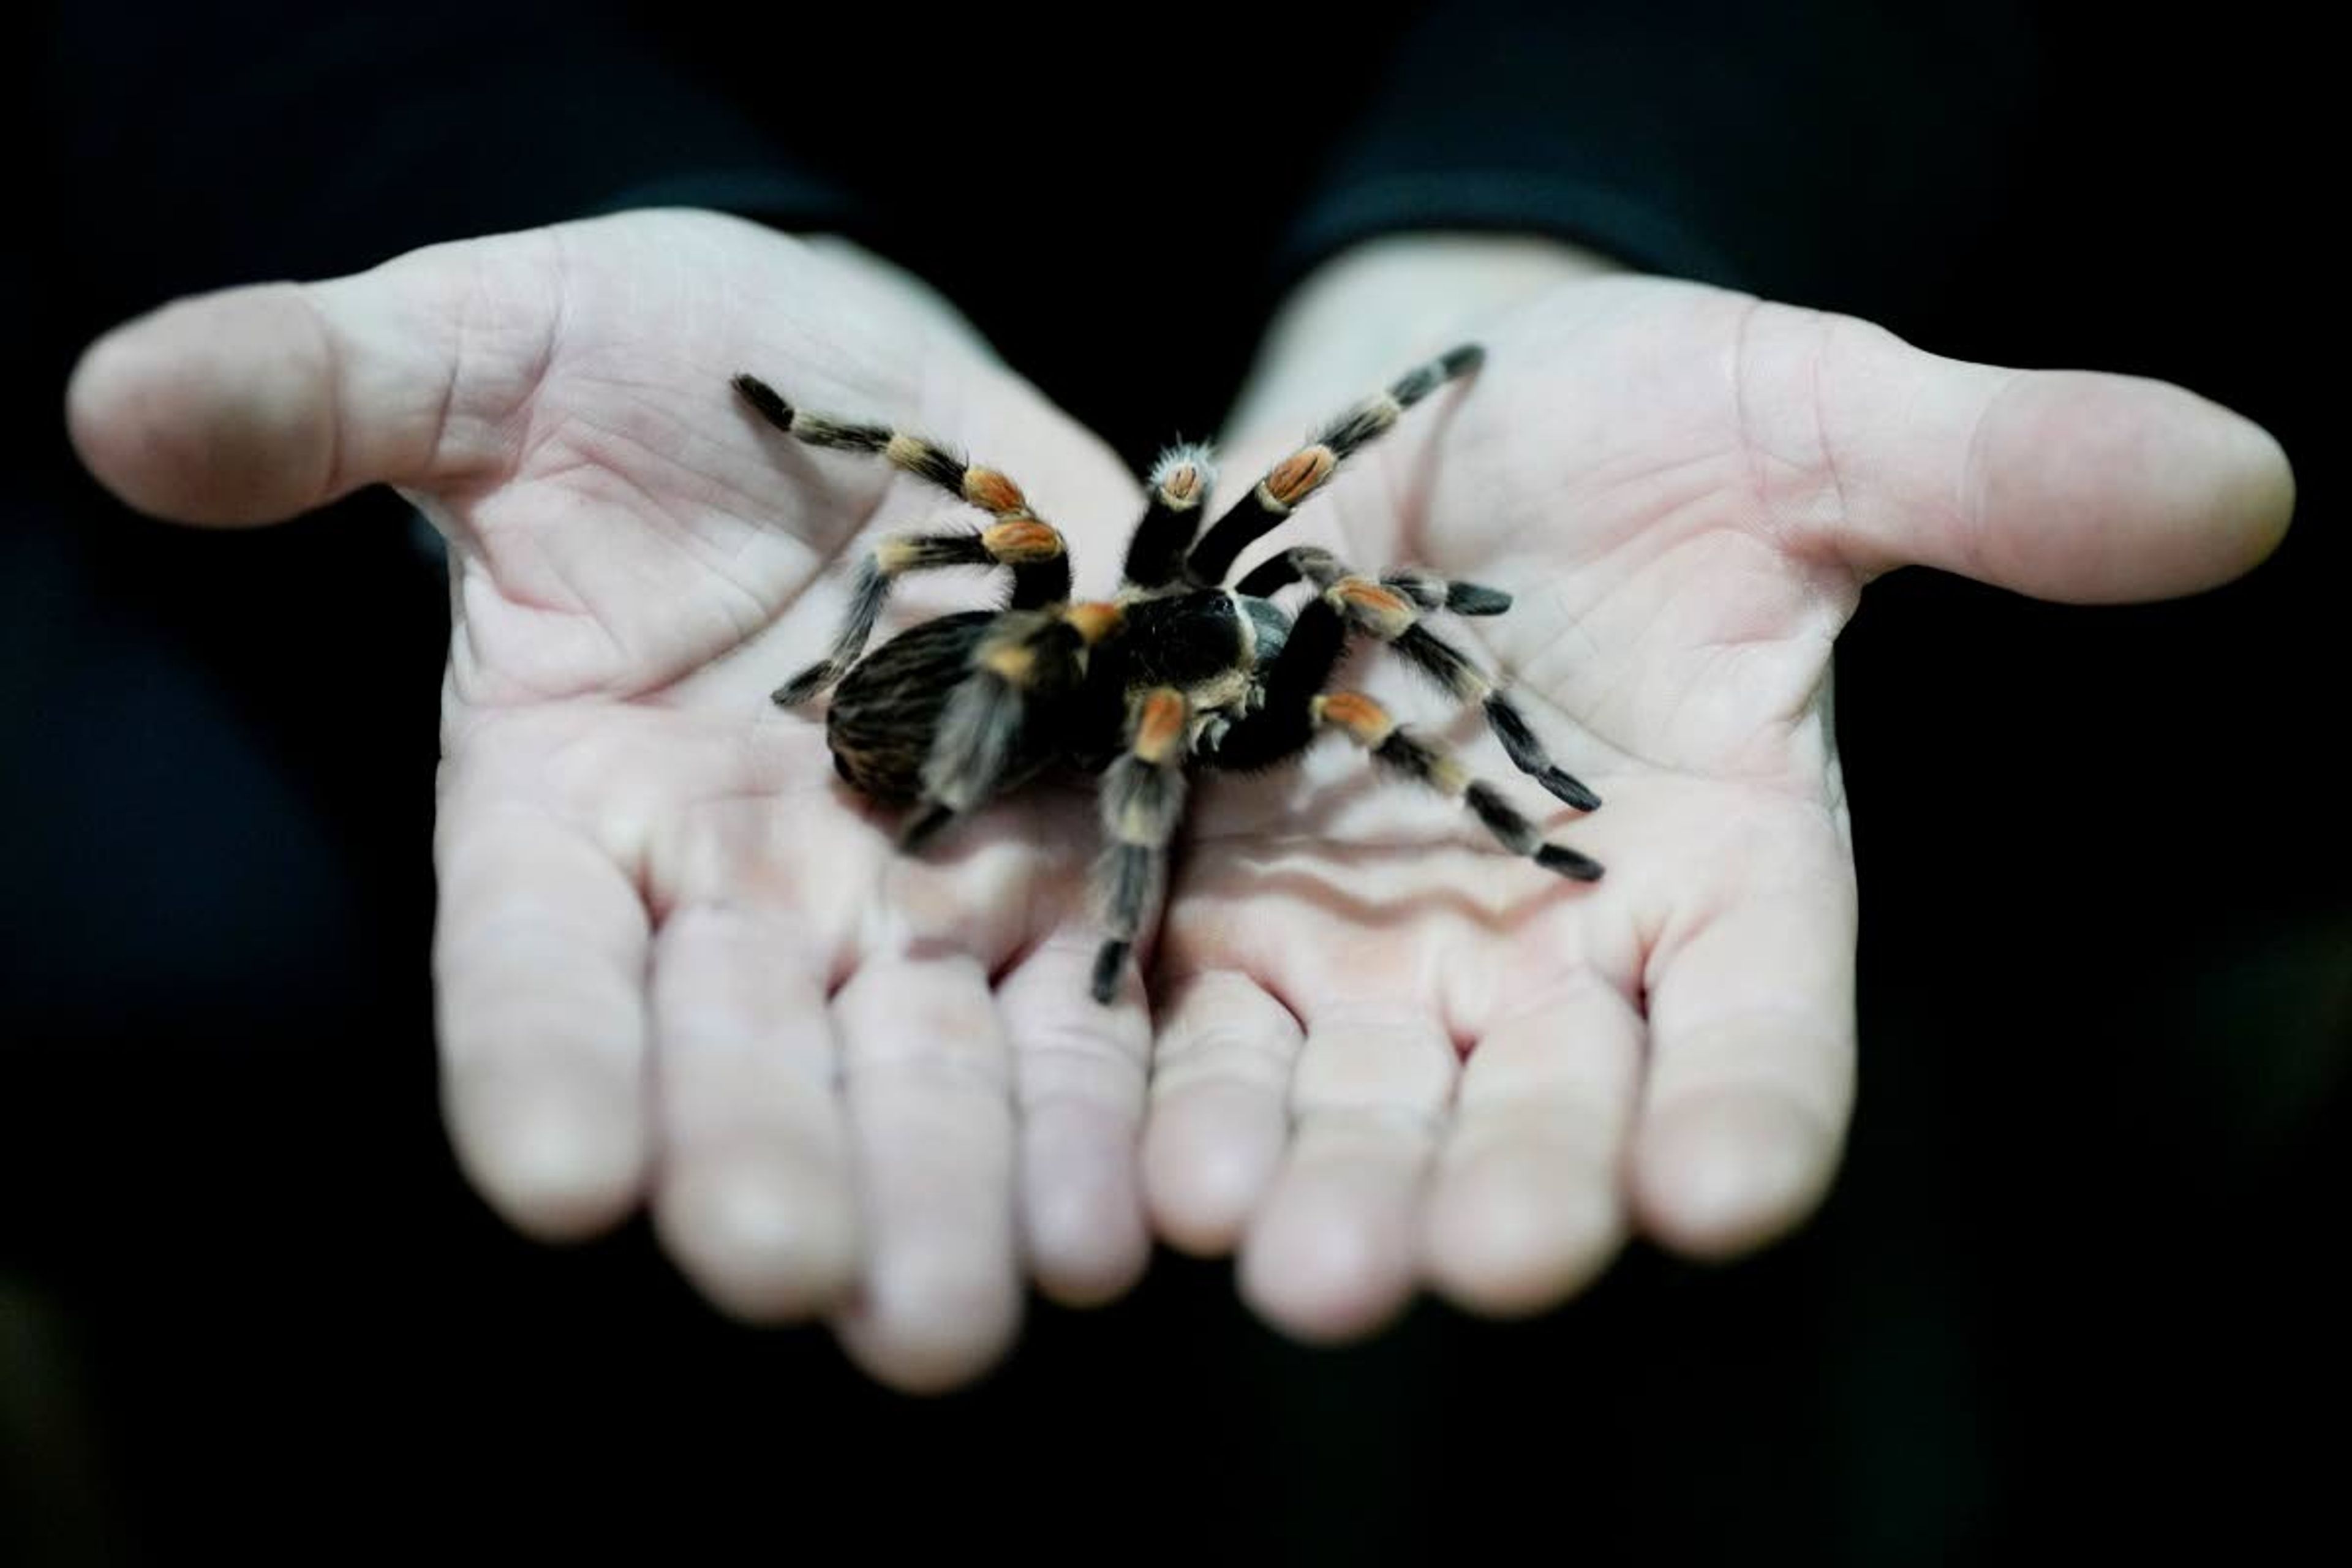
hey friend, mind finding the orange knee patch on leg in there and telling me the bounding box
[1061,601,1125,645]
[1262,446,1337,508]
[1314,691,1395,747]
[982,518,1063,563]
[1134,689,1189,764]
[1331,579,1417,639]
[963,467,1028,515]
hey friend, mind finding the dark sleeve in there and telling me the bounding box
[1273,0,2040,317]
[44,1,859,312]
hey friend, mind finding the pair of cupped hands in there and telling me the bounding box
[67,210,2291,1392]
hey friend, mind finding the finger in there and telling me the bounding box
[1630,883,1857,1260]
[65,243,538,525]
[1807,317,2293,600]
[434,801,652,1242]
[1237,1007,1455,1345]
[1423,980,1643,1315]
[647,903,856,1322]
[995,937,1153,1309]
[829,956,1022,1395]
[1141,971,1306,1255]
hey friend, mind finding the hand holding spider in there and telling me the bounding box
[66,210,1167,1392]
[731,337,1604,1009]
[64,210,2292,1380]
[1137,238,2294,1341]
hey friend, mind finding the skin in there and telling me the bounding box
[1159,235,2294,1337]
[65,211,2294,1384]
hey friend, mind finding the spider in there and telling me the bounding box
[732,345,1603,1004]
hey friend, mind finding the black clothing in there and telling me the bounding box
[10,6,2335,1564]
[45,1,2031,453]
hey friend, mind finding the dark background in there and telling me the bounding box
[6,3,2342,1561]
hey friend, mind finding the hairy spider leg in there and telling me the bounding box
[1238,550,1600,811]
[1178,344,1484,589]
[1088,687,1193,1003]
[1235,545,1513,616]
[768,522,1071,707]
[1120,444,1219,590]
[734,374,1073,703]
[1308,692,1604,880]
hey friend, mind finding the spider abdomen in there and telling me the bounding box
[824,609,1111,807]
[824,611,1000,804]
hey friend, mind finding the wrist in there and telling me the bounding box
[1227,233,1623,437]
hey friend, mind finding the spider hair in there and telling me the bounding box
[736,342,1603,1003]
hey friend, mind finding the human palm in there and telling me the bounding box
[69,213,2290,1379]
[1142,271,2294,1339]
[71,211,1162,1390]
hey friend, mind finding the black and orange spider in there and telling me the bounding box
[733,346,1602,1003]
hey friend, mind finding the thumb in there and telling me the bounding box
[65,249,512,527]
[1817,321,2294,603]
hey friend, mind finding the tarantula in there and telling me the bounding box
[733,345,1603,1003]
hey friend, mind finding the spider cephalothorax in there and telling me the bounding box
[733,346,1602,1003]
